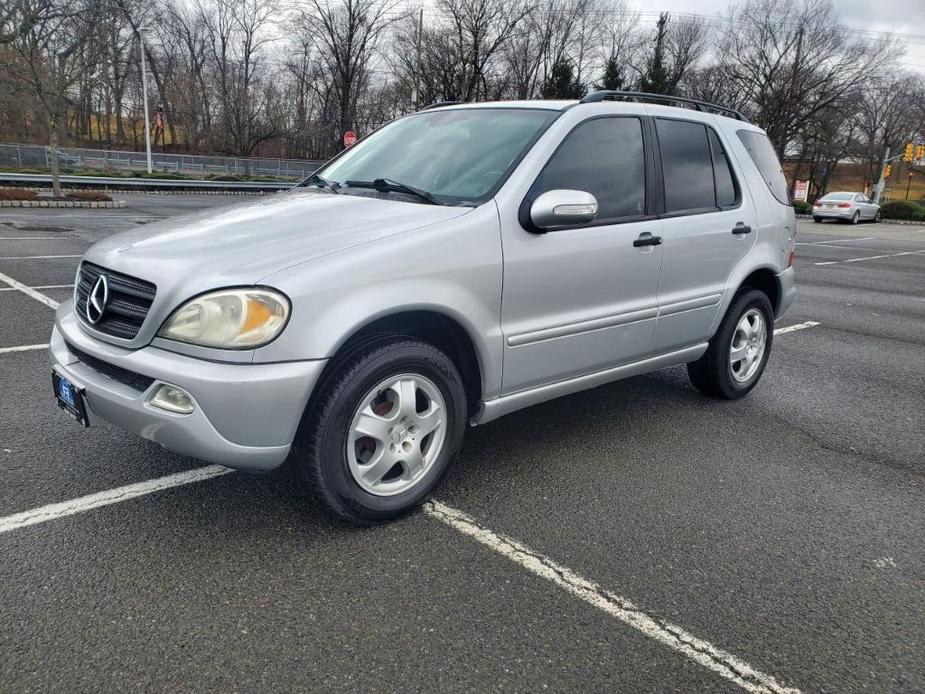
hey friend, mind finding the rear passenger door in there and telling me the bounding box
[650,118,757,354]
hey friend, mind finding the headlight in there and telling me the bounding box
[158,288,290,349]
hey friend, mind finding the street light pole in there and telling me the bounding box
[139,32,153,174]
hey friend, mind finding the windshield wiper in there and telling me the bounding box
[299,172,340,194]
[345,178,442,205]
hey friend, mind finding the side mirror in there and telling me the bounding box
[530,189,598,230]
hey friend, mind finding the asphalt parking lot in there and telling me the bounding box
[1,194,923,693]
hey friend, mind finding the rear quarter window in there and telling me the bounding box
[736,130,790,205]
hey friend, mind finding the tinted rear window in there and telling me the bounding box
[656,119,716,212]
[822,193,852,201]
[736,130,789,205]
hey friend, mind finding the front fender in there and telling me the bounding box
[254,204,505,399]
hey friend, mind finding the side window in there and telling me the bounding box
[534,117,646,221]
[656,119,716,212]
[737,129,790,205]
[708,129,738,208]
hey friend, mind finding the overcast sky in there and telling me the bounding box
[628,0,925,74]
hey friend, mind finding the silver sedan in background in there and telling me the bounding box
[812,191,881,224]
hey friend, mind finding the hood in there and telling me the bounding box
[78,189,471,349]
[84,189,470,285]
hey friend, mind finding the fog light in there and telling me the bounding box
[149,384,194,414]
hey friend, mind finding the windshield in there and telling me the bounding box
[821,193,853,201]
[316,108,559,205]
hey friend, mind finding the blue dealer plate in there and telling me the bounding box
[52,371,89,426]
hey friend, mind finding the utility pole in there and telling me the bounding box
[873,146,889,204]
[413,6,423,109]
[139,31,153,174]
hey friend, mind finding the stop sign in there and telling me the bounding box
[343,130,357,148]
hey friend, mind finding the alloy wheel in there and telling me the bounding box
[729,309,767,383]
[346,373,447,496]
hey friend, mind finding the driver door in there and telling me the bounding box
[498,116,663,393]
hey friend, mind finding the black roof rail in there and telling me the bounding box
[419,101,461,111]
[579,90,749,123]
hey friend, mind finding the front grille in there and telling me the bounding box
[75,262,157,339]
[66,341,156,393]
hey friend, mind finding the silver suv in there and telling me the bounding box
[51,92,796,523]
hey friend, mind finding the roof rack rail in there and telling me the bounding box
[579,90,749,123]
[419,101,461,111]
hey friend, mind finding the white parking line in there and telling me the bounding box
[0,343,49,354]
[0,254,81,260]
[0,283,73,292]
[773,321,820,335]
[0,466,233,534]
[0,271,59,308]
[796,236,876,245]
[424,501,800,694]
[814,250,925,266]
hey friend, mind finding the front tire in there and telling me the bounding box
[292,337,467,524]
[687,289,774,399]
[813,216,822,223]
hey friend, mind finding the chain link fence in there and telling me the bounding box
[0,143,322,179]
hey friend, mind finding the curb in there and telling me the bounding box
[795,213,923,226]
[0,200,127,209]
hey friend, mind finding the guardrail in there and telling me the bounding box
[0,172,295,191]
[0,143,322,179]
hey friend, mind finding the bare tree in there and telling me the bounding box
[296,0,403,153]
[716,0,897,157]
[2,0,95,196]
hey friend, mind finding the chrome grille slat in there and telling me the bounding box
[75,262,156,339]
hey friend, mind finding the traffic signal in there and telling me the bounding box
[884,164,892,178]
[903,143,914,161]
[917,144,925,161]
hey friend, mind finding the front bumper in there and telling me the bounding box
[50,303,326,472]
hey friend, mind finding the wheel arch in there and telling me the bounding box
[737,266,781,315]
[319,309,485,418]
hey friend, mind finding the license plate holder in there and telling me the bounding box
[52,371,89,427]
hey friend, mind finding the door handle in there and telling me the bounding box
[633,233,662,247]
[732,223,752,235]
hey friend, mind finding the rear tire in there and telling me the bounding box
[687,289,774,400]
[813,216,822,223]
[873,210,881,223]
[291,336,467,524]
[850,210,860,224]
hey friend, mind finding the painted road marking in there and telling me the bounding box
[0,237,67,241]
[0,466,233,534]
[0,254,81,260]
[774,321,820,335]
[424,501,800,694]
[0,343,49,354]
[0,283,73,292]
[814,250,925,266]
[796,236,877,245]
[0,271,59,308]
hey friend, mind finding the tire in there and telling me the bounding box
[850,210,860,224]
[687,289,774,400]
[292,336,467,524]
[813,216,822,223]
[873,210,881,223]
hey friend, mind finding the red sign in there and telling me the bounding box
[343,130,357,148]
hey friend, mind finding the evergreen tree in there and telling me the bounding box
[542,56,586,99]
[596,55,624,91]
